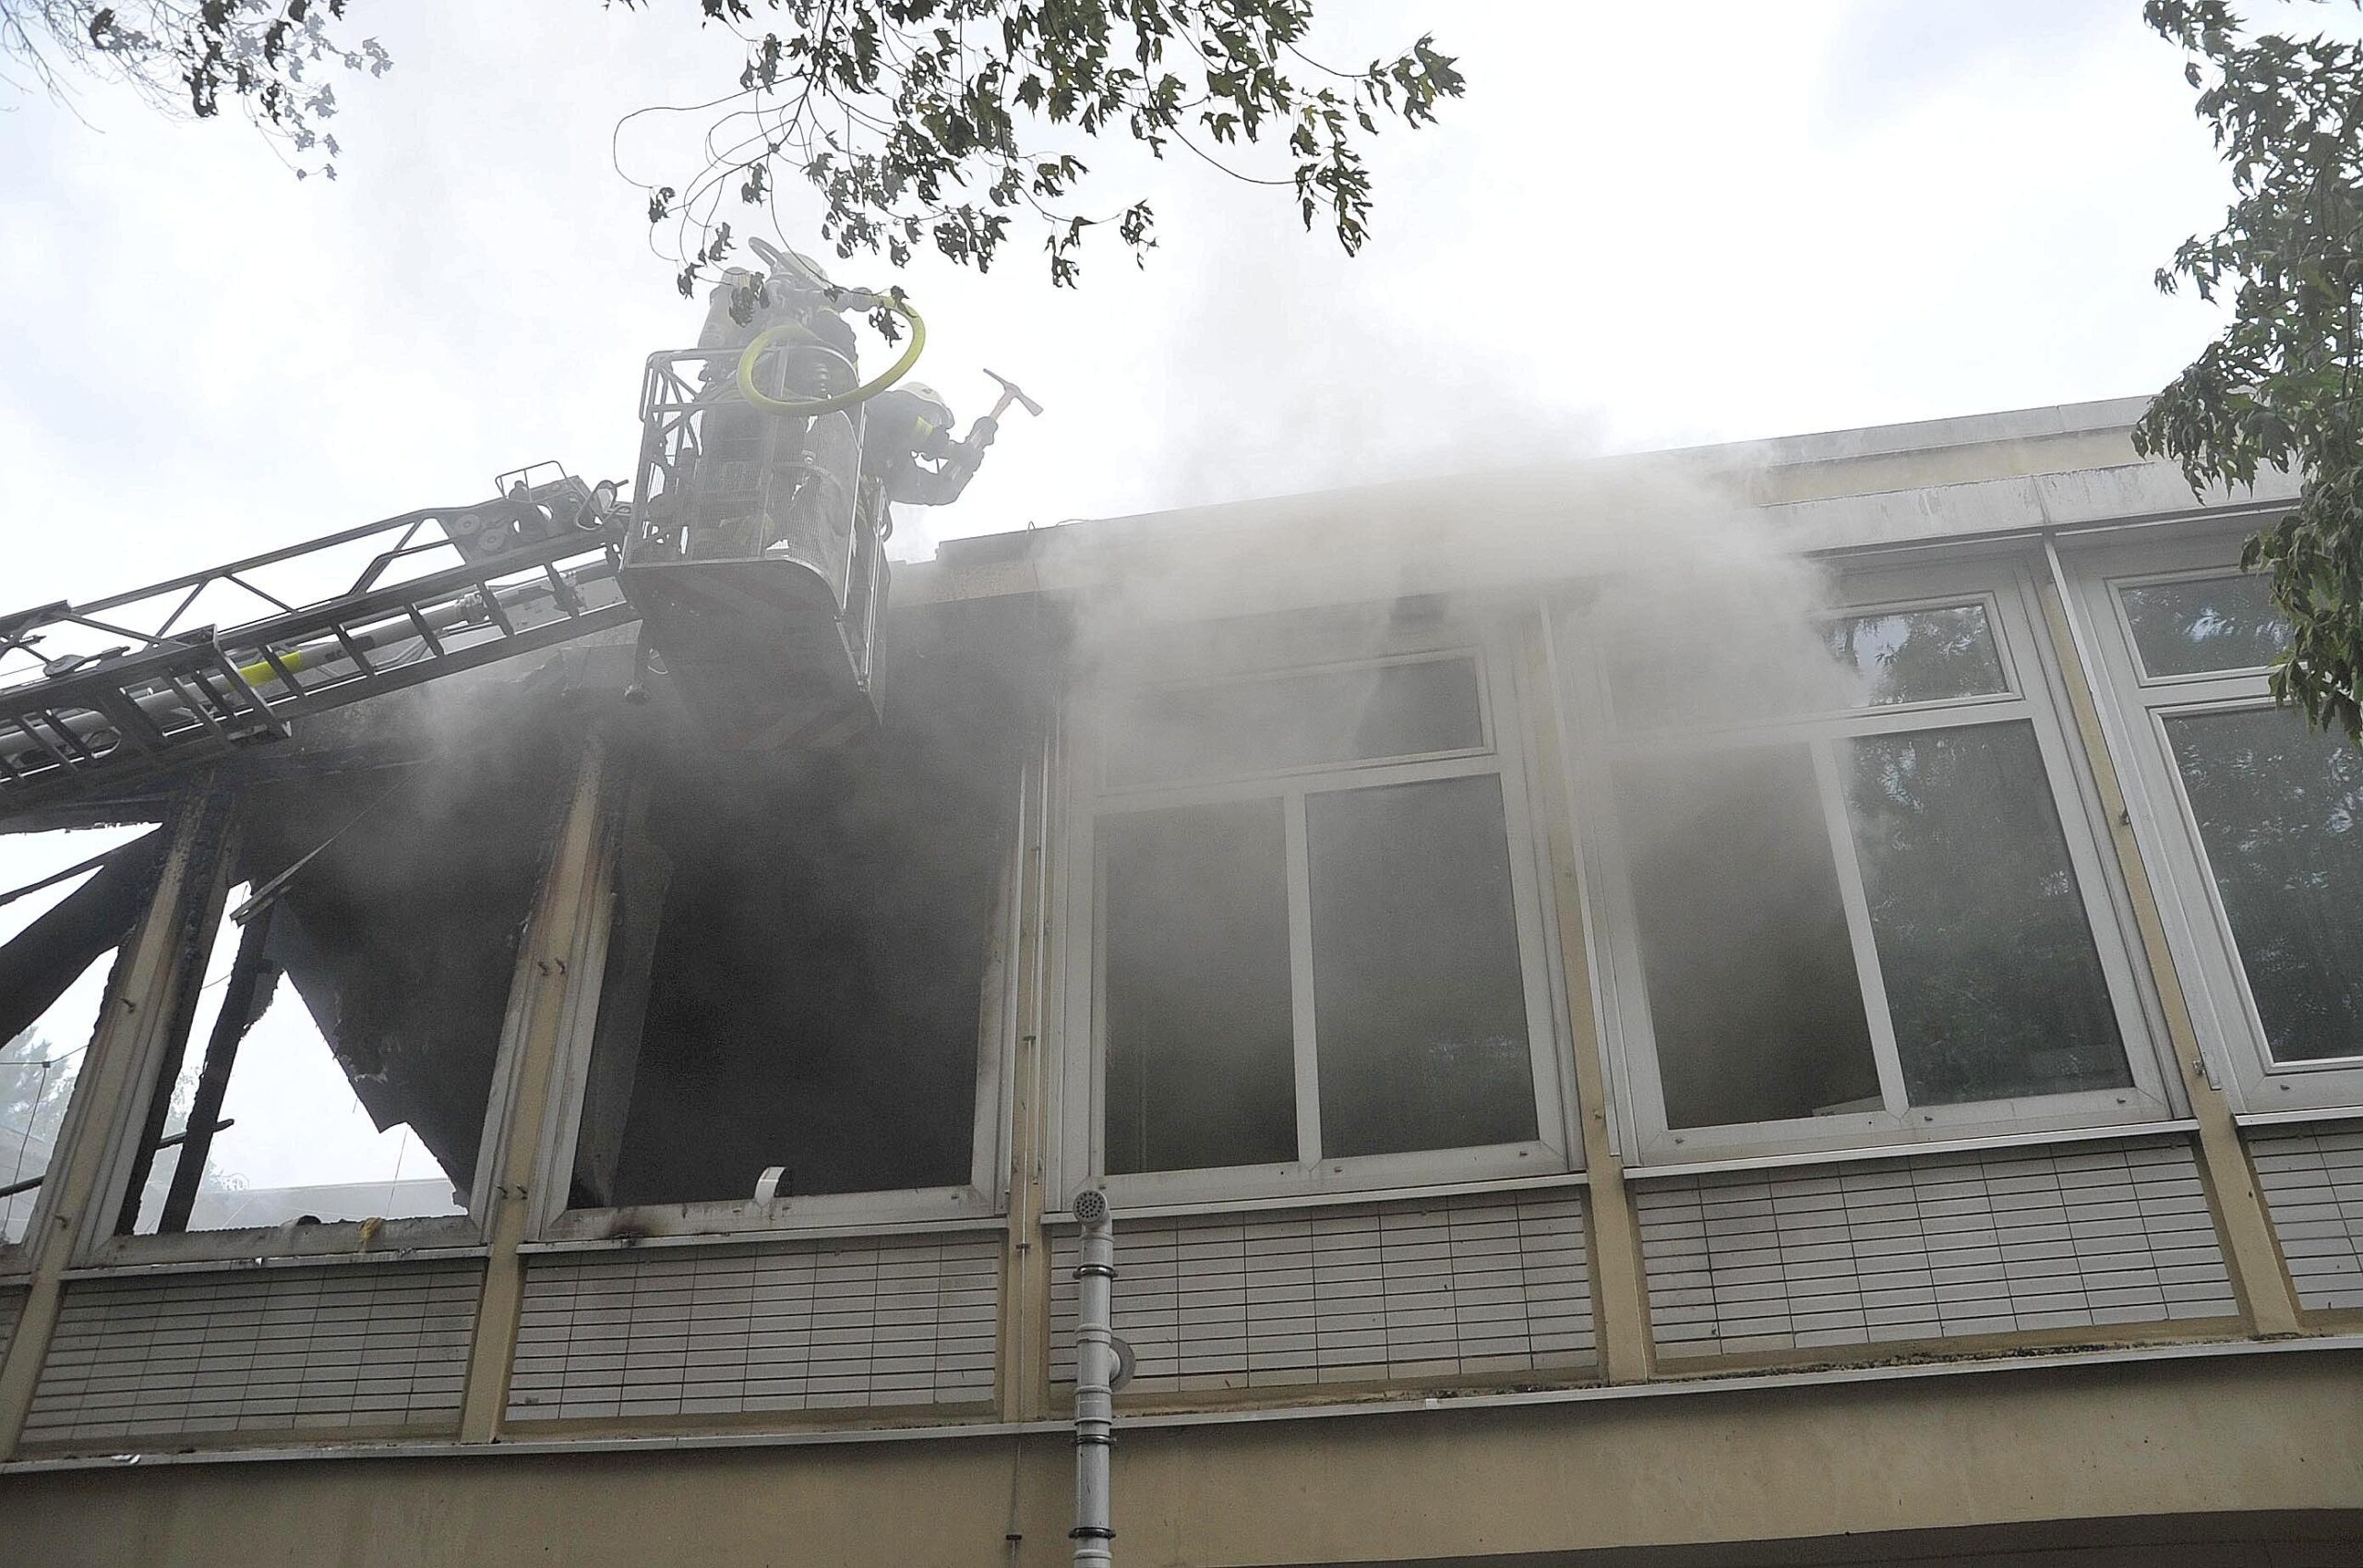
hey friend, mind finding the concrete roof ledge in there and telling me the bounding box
[905,397,2294,609]
[1721,395,2157,471]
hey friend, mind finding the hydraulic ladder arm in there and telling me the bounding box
[0,469,637,815]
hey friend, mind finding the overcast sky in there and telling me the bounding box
[3,0,2232,606]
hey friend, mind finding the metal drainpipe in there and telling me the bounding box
[1070,1191,1117,1568]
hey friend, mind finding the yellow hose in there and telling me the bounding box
[237,649,306,686]
[735,292,926,416]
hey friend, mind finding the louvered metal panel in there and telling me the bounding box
[2247,1120,2363,1312]
[506,1231,1000,1421]
[1049,1189,1594,1393]
[23,1261,482,1448]
[1636,1137,2237,1360]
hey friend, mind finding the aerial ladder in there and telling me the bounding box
[0,242,1037,815]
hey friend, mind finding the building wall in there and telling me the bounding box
[1636,1136,2237,1359]
[0,1349,2355,1568]
[22,1261,481,1448]
[3,411,2360,1562]
[505,1231,1001,1421]
[1047,1189,1595,1393]
[2246,1121,2363,1313]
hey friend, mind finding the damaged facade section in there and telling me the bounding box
[564,605,1038,1219]
[0,820,166,1242]
[112,732,571,1241]
[6,401,2363,1568]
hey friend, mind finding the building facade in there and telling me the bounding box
[0,397,2357,1564]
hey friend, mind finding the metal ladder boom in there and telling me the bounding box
[0,473,639,814]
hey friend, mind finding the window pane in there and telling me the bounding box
[1822,604,2009,706]
[1307,775,1538,1157]
[1103,800,1298,1173]
[1608,640,1856,734]
[1,823,162,1243]
[2121,574,2288,677]
[2165,706,2363,1063]
[1846,724,2130,1104]
[1107,657,1482,787]
[1615,745,1883,1129]
[1610,604,2002,734]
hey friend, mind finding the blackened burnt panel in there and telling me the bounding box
[3,820,166,1243]
[0,828,166,1050]
[594,612,1034,1209]
[230,736,576,1205]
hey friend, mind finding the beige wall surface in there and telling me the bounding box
[1,1351,2355,1568]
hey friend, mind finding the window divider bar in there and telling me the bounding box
[1810,736,1911,1118]
[1283,790,1324,1169]
[2033,548,2305,1335]
[152,903,274,1236]
[108,810,238,1241]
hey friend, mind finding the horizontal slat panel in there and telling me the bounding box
[23,1261,483,1448]
[507,1232,1000,1421]
[1637,1136,2237,1360]
[2248,1121,2363,1312]
[1050,1190,1594,1394]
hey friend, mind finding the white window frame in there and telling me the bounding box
[1053,609,1577,1210]
[1563,554,2178,1167]
[528,753,1017,1244]
[2066,529,2363,1115]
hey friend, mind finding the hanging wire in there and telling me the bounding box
[0,846,116,913]
[1,1056,55,1202]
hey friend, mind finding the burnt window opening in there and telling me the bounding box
[569,614,1033,1213]
[1,819,168,1243]
[116,736,571,1239]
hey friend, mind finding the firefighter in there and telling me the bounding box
[860,382,996,507]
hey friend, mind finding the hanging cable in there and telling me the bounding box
[0,844,124,913]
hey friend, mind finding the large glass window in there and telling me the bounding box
[1,820,164,1246]
[1573,571,2164,1161]
[2077,554,2363,1106]
[1075,635,1564,1198]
